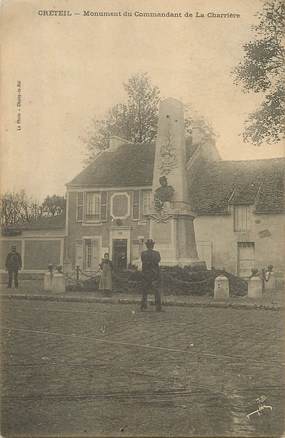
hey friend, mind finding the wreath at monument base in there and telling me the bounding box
[127,267,247,297]
[66,266,247,296]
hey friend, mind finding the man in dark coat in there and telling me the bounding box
[5,246,22,288]
[140,239,162,311]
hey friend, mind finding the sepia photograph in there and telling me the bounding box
[0,0,284,436]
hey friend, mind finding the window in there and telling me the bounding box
[83,239,100,271]
[84,239,92,269]
[86,192,101,221]
[76,192,84,221]
[142,190,153,214]
[234,206,250,232]
[133,191,140,220]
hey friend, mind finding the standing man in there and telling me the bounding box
[5,245,22,288]
[140,239,162,312]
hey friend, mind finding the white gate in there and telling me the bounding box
[237,242,255,277]
[197,241,212,269]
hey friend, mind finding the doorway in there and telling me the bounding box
[112,239,128,271]
[237,242,255,277]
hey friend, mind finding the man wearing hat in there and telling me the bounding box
[5,245,22,288]
[140,239,162,311]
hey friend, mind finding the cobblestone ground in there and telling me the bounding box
[1,299,284,437]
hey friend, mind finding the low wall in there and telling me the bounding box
[0,272,44,282]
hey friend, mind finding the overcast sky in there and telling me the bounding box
[1,0,284,199]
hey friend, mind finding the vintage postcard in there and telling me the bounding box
[1,0,284,436]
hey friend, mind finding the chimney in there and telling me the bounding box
[191,123,220,161]
[109,135,131,151]
[191,124,206,146]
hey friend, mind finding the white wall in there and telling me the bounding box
[0,229,65,273]
[194,208,285,275]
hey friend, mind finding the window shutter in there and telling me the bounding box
[133,191,140,220]
[143,191,152,214]
[84,239,92,270]
[76,192,84,221]
[92,239,100,270]
[101,192,108,221]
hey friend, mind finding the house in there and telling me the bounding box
[189,157,284,277]
[2,100,283,282]
[65,133,285,279]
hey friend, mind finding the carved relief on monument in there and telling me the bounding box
[158,127,177,175]
[149,208,173,223]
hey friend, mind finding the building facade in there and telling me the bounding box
[65,134,284,279]
[2,113,283,280]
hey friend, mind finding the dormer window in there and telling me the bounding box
[234,206,250,232]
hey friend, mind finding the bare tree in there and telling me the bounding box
[0,192,66,228]
[0,191,43,227]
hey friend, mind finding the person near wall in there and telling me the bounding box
[99,253,113,295]
[5,245,22,289]
[140,239,162,312]
[261,264,274,293]
[265,265,274,281]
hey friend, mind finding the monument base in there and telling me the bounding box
[149,209,205,269]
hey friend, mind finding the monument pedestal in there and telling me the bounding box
[149,204,203,268]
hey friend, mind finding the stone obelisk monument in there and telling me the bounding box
[149,97,201,267]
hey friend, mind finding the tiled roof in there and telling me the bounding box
[67,139,199,188]
[188,158,285,214]
[3,153,283,236]
[67,140,284,215]
[68,143,155,187]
